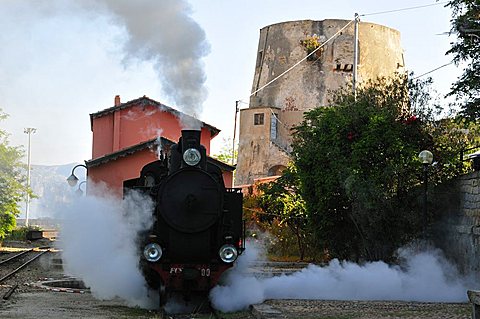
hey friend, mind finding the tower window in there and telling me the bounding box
[270,114,278,140]
[254,113,264,125]
[256,50,264,67]
[335,63,353,72]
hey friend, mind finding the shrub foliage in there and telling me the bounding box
[290,75,479,261]
[0,109,30,239]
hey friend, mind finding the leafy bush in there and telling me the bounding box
[292,74,479,261]
[4,226,41,241]
[0,108,32,239]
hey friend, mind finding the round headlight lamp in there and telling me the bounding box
[183,148,201,166]
[219,244,238,263]
[143,243,162,262]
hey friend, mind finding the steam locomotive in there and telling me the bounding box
[128,130,244,305]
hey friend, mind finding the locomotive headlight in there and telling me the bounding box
[143,243,162,262]
[183,148,201,166]
[219,244,238,263]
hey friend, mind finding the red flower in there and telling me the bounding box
[347,132,355,140]
[405,115,417,124]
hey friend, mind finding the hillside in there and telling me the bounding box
[24,163,87,219]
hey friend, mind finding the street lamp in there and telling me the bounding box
[419,150,433,237]
[24,127,36,227]
[67,164,87,187]
[75,181,87,196]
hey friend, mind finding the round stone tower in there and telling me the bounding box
[235,19,404,186]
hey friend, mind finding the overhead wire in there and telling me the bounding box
[412,61,454,79]
[363,2,455,81]
[360,1,449,17]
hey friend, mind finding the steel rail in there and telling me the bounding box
[0,249,33,266]
[208,303,221,319]
[0,250,49,284]
[211,309,220,319]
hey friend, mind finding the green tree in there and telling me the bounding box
[257,165,312,260]
[446,0,480,120]
[211,137,238,165]
[0,109,29,239]
[292,74,478,261]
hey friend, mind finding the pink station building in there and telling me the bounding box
[85,95,234,195]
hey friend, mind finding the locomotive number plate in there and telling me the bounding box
[200,268,211,277]
[170,267,183,274]
[168,266,211,277]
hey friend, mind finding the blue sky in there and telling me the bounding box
[0,0,457,165]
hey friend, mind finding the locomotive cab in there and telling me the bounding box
[134,130,244,305]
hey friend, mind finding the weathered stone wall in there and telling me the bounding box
[236,107,291,186]
[236,19,404,186]
[432,171,480,278]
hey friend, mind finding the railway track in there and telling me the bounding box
[0,248,50,300]
[170,308,254,319]
[158,262,308,318]
[163,296,258,318]
[164,309,222,319]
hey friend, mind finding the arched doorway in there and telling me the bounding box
[267,165,286,176]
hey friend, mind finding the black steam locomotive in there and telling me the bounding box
[128,130,244,305]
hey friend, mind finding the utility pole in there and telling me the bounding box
[24,128,36,227]
[353,13,360,99]
[232,101,239,165]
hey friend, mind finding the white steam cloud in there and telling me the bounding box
[154,134,163,160]
[57,183,156,308]
[98,0,209,129]
[210,242,472,312]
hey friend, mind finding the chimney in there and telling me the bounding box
[114,95,121,106]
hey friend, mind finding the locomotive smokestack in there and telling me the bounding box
[114,95,121,106]
[181,130,201,151]
[169,130,206,173]
[180,129,206,169]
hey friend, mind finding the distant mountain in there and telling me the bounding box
[24,163,87,219]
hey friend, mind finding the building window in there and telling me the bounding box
[254,113,264,125]
[335,63,353,72]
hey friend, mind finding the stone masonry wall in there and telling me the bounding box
[432,171,480,278]
[236,19,404,186]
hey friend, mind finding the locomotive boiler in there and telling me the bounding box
[130,130,244,305]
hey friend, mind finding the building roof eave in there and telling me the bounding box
[85,137,174,168]
[89,96,221,137]
[86,137,236,172]
[207,156,236,172]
